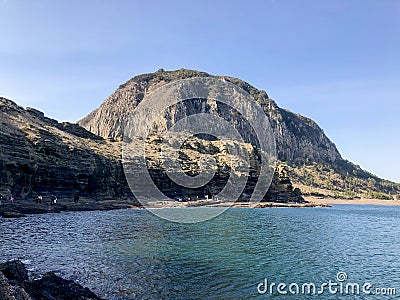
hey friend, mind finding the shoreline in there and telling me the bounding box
[305,196,400,206]
[144,199,331,208]
[0,198,140,218]
[2,196,400,218]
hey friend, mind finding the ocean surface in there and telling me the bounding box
[1,205,399,299]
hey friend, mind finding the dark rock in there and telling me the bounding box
[0,260,29,284]
[24,272,103,300]
[0,211,27,218]
[0,260,103,300]
[25,107,44,118]
[0,272,32,300]
[263,165,304,203]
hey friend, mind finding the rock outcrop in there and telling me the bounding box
[0,97,133,201]
[0,260,102,300]
[264,165,302,202]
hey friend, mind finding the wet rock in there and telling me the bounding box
[0,260,103,300]
[0,272,32,300]
[0,260,29,284]
[24,272,103,300]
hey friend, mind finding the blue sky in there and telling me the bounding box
[1,0,399,182]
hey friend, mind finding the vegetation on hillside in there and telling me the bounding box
[287,160,400,199]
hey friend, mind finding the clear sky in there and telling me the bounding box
[1,0,399,182]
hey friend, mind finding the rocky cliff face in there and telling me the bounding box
[78,69,400,198]
[0,96,302,203]
[79,69,341,165]
[0,97,130,200]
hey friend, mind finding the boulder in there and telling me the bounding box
[0,260,29,284]
[0,260,103,300]
[24,272,103,300]
[0,272,32,300]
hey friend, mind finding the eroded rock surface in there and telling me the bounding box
[0,260,102,300]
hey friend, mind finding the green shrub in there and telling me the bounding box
[365,191,393,200]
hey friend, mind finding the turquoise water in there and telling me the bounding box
[1,205,399,299]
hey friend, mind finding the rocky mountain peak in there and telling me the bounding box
[78,69,341,165]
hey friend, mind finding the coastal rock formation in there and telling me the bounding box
[0,97,133,201]
[0,271,32,300]
[0,260,102,300]
[139,134,303,202]
[264,165,302,202]
[79,69,400,198]
[0,260,29,284]
[0,96,303,204]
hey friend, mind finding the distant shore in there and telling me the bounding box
[145,199,331,208]
[2,196,399,219]
[305,196,400,206]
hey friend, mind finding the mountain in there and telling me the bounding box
[79,69,400,199]
[79,69,340,164]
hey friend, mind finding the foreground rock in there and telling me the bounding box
[24,272,102,300]
[0,260,102,300]
[0,272,31,300]
[0,260,29,284]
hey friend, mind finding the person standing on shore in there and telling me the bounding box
[36,194,43,204]
[50,194,57,205]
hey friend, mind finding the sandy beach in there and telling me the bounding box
[145,199,330,208]
[146,197,400,209]
[306,196,400,206]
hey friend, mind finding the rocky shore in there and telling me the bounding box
[0,196,330,219]
[0,260,102,300]
[0,198,140,218]
[193,200,331,208]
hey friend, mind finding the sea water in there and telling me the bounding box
[1,205,399,299]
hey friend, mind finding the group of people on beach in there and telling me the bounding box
[36,194,57,204]
[36,193,80,204]
[0,192,80,205]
